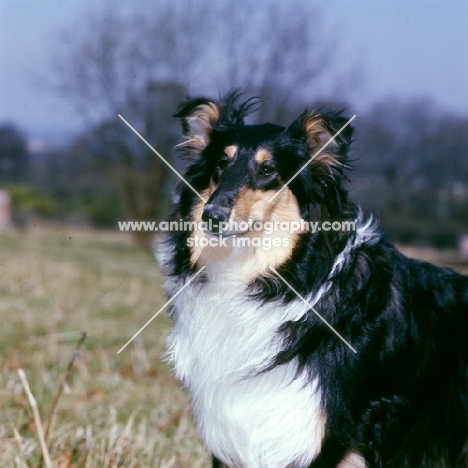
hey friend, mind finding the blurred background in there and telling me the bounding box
[0,0,467,249]
[0,0,467,466]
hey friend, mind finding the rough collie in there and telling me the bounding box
[158,91,468,467]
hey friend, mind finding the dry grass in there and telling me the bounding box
[1,226,466,468]
[0,226,209,468]
[398,244,468,273]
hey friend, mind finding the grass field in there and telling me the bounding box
[1,226,466,468]
[0,226,209,468]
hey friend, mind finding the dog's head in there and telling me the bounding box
[172,91,354,272]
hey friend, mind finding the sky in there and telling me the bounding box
[0,0,467,144]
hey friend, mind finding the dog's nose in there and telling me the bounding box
[202,204,230,233]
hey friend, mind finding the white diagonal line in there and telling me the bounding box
[117,266,206,354]
[269,266,357,353]
[118,114,207,203]
[268,115,356,203]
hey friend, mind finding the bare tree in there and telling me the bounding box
[357,99,468,213]
[213,1,350,123]
[50,0,355,246]
[51,2,205,246]
[351,99,468,246]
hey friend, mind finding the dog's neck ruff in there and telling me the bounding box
[162,213,379,468]
[305,212,380,314]
[165,274,324,467]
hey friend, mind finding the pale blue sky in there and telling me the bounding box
[0,0,467,142]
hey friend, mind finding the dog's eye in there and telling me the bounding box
[259,162,276,176]
[217,157,229,170]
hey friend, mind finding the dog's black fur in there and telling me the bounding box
[161,91,468,467]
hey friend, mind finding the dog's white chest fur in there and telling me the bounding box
[166,267,324,468]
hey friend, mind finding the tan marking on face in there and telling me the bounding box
[209,179,217,193]
[337,452,366,468]
[232,187,302,227]
[229,187,307,278]
[188,185,308,280]
[254,148,272,164]
[224,145,238,159]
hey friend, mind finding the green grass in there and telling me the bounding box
[0,226,209,468]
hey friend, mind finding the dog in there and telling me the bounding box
[158,91,468,467]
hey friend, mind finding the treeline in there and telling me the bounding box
[1,1,467,247]
[1,93,467,248]
[352,100,468,247]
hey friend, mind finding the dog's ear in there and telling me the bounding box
[287,110,353,168]
[173,90,261,158]
[173,97,221,156]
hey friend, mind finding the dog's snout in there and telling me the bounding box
[202,204,230,233]
[202,204,230,223]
